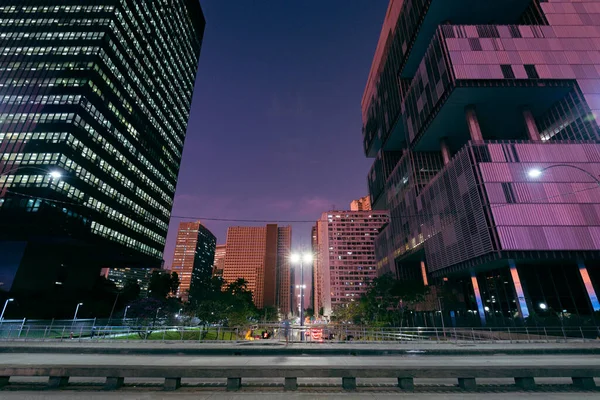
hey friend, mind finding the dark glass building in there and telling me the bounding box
[0,1,205,312]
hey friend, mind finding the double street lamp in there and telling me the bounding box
[290,252,313,341]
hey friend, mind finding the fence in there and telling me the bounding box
[1,320,599,343]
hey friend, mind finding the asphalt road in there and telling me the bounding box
[1,353,599,367]
[0,391,598,399]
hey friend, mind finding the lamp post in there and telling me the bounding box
[73,302,83,322]
[0,298,14,323]
[123,305,131,320]
[291,252,313,341]
[528,164,600,186]
[155,307,161,320]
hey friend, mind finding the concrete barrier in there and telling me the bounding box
[0,364,598,391]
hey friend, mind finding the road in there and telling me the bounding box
[0,392,598,400]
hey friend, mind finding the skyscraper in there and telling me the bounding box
[170,221,216,303]
[212,244,226,277]
[314,210,389,318]
[222,225,292,312]
[102,267,154,298]
[0,1,205,304]
[350,196,372,211]
[364,0,600,324]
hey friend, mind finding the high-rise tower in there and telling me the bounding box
[0,1,205,311]
[222,225,292,313]
[364,0,600,324]
[171,221,216,303]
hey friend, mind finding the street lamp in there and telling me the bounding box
[0,166,62,179]
[528,164,600,186]
[73,302,83,321]
[291,252,313,341]
[123,305,131,320]
[0,298,14,322]
[539,303,547,310]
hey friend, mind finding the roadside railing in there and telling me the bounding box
[1,322,599,343]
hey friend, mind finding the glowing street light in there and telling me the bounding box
[49,170,62,179]
[73,302,83,321]
[123,305,131,320]
[1,298,14,322]
[528,164,600,186]
[291,251,313,341]
[539,303,547,310]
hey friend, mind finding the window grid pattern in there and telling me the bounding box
[0,1,204,261]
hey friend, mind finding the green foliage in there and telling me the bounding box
[333,273,430,326]
[195,278,258,329]
[148,271,180,299]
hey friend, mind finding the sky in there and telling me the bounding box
[163,1,389,267]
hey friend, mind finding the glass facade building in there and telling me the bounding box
[364,0,600,324]
[0,1,205,301]
[170,221,216,303]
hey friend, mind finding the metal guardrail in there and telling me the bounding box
[1,363,598,391]
[1,323,599,343]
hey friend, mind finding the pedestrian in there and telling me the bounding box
[283,319,290,345]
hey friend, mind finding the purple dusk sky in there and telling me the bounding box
[163,1,389,267]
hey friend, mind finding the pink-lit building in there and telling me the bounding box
[364,0,600,325]
[314,210,389,318]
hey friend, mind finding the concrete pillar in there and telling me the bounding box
[470,273,486,326]
[164,377,181,391]
[342,377,356,390]
[465,105,483,142]
[577,261,600,312]
[522,108,541,141]
[398,377,414,390]
[420,261,429,286]
[104,377,124,390]
[515,377,536,390]
[48,376,69,389]
[440,137,451,165]
[458,377,476,390]
[509,260,530,319]
[284,377,297,391]
[227,377,241,391]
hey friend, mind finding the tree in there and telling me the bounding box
[121,279,141,303]
[148,271,180,299]
[194,278,258,333]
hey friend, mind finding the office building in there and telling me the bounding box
[364,0,600,324]
[171,221,216,302]
[212,244,226,277]
[222,225,292,312]
[102,267,153,297]
[0,1,206,306]
[314,210,389,318]
[350,196,371,211]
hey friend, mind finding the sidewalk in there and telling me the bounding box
[1,340,599,356]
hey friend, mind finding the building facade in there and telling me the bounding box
[222,225,291,312]
[364,0,600,324]
[170,221,216,303]
[0,1,205,307]
[102,267,153,297]
[314,210,389,318]
[212,244,226,277]
[350,196,372,211]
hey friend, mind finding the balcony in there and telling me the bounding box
[402,24,578,152]
[397,0,532,78]
[416,140,600,276]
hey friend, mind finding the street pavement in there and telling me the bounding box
[0,391,599,399]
